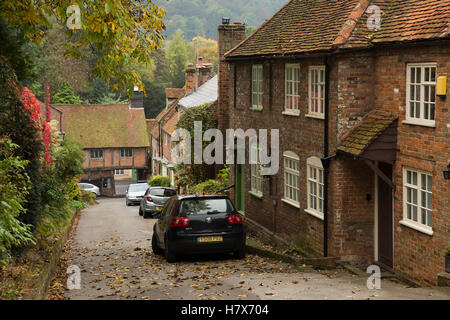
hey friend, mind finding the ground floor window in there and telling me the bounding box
[115,169,125,175]
[250,144,263,196]
[306,157,324,219]
[283,151,300,206]
[403,167,432,230]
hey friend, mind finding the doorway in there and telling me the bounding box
[377,162,393,270]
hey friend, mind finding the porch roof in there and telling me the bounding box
[337,110,398,158]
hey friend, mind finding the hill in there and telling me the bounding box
[155,0,289,40]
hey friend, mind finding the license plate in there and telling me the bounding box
[198,236,223,243]
[156,206,163,211]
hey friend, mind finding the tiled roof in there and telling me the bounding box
[337,110,398,157]
[178,75,218,109]
[162,106,179,135]
[146,119,158,141]
[226,0,360,58]
[54,104,149,149]
[342,0,450,48]
[226,0,450,58]
[165,88,185,100]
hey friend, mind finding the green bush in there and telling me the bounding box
[0,138,35,265]
[189,166,230,194]
[80,190,97,206]
[37,135,84,236]
[445,243,450,256]
[149,176,171,187]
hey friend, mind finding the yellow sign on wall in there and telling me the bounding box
[437,76,447,96]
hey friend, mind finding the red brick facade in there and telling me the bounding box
[219,24,449,285]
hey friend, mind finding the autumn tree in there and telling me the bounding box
[0,0,166,96]
[166,30,194,88]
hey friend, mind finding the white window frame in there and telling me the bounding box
[250,144,263,197]
[400,167,433,236]
[308,66,326,119]
[405,63,437,127]
[120,148,133,158]
[115,169,125,175]
[284,64,300,115]
[306,157,325,220]
[90,149,104,159]
[251,64,263,110]
[282,151,300,208]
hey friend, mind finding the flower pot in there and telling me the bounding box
[446,255,450,273]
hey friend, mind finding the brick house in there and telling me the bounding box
[53,103,150,196]
[219,0,449,285]
[148,58,216,185]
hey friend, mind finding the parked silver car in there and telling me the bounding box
[139,187,177,219]
[78,183,100,196]
[126,183,150,206]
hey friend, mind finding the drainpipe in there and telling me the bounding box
[323,56,331,258]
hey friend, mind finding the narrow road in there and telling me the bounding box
[63,198,449,300]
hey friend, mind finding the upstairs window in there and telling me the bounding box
[252,64,263,110]
[308,66,325,119]
[90,149,104,159]
[406,63,437,126]
[285,64,300,114]
[120,148,133,158]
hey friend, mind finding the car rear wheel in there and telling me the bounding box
[234,244,246,259]
[152,233,164,255]
[143,211,151,219]
[164,237,177,263]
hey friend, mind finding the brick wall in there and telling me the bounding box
[220,24,449,284]
[371,45,450,286]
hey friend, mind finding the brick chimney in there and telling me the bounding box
[185,63,196,94]
[217,20,245,132]
[185,57,214,94]
[197,57,214,88]
[130,86,144,109]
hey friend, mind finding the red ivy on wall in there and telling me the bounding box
[20,87,54,168]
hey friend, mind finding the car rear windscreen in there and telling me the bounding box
[150,188,176,197]
[129,184,149,192]
[179,198,234,216]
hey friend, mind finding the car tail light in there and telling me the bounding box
[228,214,243,225]
[146,196,153,202]
[171,216,189,227]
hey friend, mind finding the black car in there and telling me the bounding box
[152,195,246,263]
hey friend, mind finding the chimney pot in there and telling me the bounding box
[222,17,230,25]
